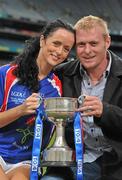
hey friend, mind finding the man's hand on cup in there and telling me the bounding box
[77,95,103,117]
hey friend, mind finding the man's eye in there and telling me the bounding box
[77,43,85,47]
[53,42,60,46]
[91,42,97,46]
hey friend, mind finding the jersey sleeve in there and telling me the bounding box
[0,65,11,110]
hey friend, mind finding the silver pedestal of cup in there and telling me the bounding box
[41,97,78,167]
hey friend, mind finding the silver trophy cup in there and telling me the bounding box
[41,97,78,167]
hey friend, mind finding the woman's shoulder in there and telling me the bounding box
[0,64,10,75]
[0,64,16,76]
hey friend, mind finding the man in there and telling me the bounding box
[55,15,122,180]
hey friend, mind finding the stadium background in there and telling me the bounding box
[0,0,122,65]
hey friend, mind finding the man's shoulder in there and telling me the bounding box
[110,51,122,75]
[54,59,80,75]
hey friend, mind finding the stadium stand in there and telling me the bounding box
[0,0,122,65]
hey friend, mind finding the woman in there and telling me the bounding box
[0,19,75,180]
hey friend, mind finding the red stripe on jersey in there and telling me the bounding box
[53,74,62,96]
[1,66,17,112]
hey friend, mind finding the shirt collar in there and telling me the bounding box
[106,50,112,77]
[80,50,112,78]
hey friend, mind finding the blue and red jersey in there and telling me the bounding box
[0,64,62,163]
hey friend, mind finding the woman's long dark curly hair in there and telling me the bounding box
[12,19,75,93]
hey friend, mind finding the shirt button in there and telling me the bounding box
[91,129,94,132]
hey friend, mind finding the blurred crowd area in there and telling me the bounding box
[0,0,122,65]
